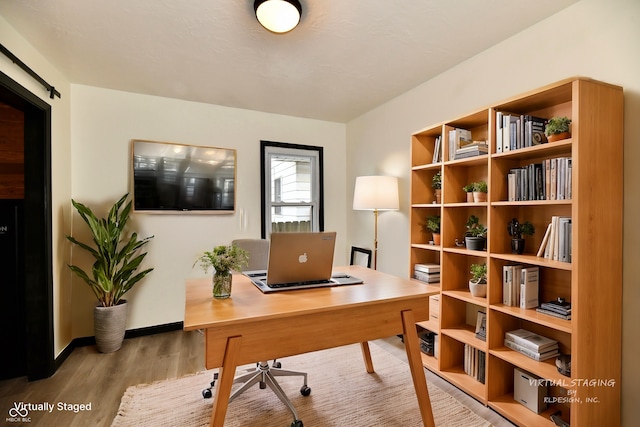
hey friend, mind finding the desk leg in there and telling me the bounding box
[360,341,375,373]
[401,309,435,427]
[209,335,242,427]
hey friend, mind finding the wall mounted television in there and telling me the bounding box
[131,139,236,213]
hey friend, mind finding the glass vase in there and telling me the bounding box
[212,271,232,299]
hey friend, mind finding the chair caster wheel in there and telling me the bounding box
[202,388,212,399]
[291,420,303,427]
[300,385,311,396]
[259,381,266,389]
[273,361,282,368]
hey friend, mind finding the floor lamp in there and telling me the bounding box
[353,176,399,270]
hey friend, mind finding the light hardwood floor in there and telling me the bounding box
[0,331,513,426]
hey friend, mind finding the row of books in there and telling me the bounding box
[536,216,572,263]
[432,135,443,163]
[536,298,571,320]
[496,112,548,153]
[504,329,560,362]
[502,265,539,309]
[464,344,486,384]
[507,157,572,202]
[413,263,440,284]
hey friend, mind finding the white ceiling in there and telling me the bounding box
[0,0,578,123]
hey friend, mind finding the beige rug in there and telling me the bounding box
[112,343,491,426]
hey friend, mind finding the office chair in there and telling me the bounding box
[202,239,310,427]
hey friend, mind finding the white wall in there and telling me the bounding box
[346,0,640,424]
[0,16,73,356]
[70,85,347,335]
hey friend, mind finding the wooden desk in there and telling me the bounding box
[184,265,437,427]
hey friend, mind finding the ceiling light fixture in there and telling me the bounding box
[254,0,302,34]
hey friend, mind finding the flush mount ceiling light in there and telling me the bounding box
[254,0,302,34]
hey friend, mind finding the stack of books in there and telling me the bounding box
[414,263,440,284]
[536,298,571,320]
[454,141,489,160]
[504,329,560,361]
[536,216,572,262]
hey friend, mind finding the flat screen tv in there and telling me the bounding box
[131,139,236,213]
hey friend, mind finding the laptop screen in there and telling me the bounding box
[265,231,336,285]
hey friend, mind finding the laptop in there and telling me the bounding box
[244,231,363,293]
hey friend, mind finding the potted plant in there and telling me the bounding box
[463,183,474,203]
[432,171,442,204]
[67,194,154,353]
[465,214,487,251]
[423,215,441,246]
[507,218,535,254]
[472,180,488,203]
[194,244,249,299]
[469,263,487,297]
[545,116,572,142]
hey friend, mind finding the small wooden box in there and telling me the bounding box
[429,295,440,322]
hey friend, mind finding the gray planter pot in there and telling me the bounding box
[465,236,486,251]
[94,300,127,353]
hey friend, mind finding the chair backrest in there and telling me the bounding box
[350,246,372,268]
[232,239,270,271]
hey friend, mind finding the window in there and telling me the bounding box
[261,141,324,238]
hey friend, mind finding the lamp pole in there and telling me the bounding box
[373,209,379,270]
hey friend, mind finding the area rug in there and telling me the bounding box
[112,343,491,426]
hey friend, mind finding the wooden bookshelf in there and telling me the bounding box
[409,78,623,426]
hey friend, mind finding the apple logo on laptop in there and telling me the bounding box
[298,253,308,264]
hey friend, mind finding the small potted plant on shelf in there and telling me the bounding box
[545,116,572,142]
[472,181,488,203]
[194,244,249,299]
[463,183,474,203]
[507,218,535,254]
[469,263,487,298]
[422,215,441,246]
[432,171,442,204]
[465,215,487,251]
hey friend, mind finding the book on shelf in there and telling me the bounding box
[504,338,560,362]
[505,328,558,352]
[432,135,442,163]
[535,307,571,320]
[414,263,440,273]
[475,311,487,341]
[464,344,485,384]
[520,267,539,309]
[414,270,440,283]
[496,111,503,153]
[524,115,548,147]
[537,216,572,262]
[502,265,522,307]
[454,141,488,159]
[540,298,571,315]
[536,223,552,257]
[448,128,472,162]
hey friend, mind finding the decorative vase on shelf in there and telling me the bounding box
[213,271,232,299]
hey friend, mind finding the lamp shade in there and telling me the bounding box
[254,0,302,34]
[353,176,399,211]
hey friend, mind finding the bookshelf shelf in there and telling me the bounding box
[409,78,623,426]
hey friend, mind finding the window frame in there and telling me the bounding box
[260,140,324,238]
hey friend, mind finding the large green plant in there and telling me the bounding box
[67,194,154,307]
